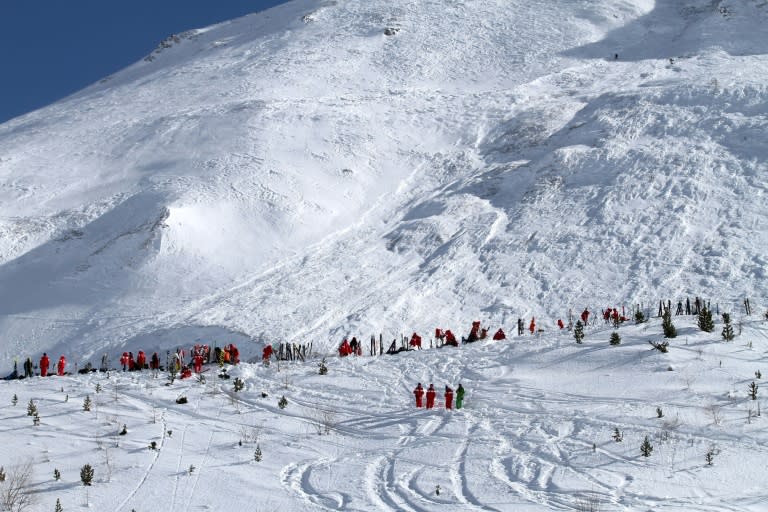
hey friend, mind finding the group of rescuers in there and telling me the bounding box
[413,382,465,410]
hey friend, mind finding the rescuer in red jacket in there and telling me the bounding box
[40,353,50,377]
[413,383,424,408]
[444,386,454,410]
[426,384,436,409]
[492,328,506,340]
[57,355,66,376]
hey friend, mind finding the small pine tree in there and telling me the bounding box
[83,395,92,412]
[12,393,18,406]
[278,395,288,409]
[54,468,61,481]
[0,466,5,482]
[698,307,715,333]
[254,445,262,462]
[574,320,584,344]
[33,413,40,426]
[634,310,646,324]
[233,377,244,392]
[319,358,328,375]
[188,464,195,475]
[612,427,623,442]
[609,332,621,345]
[55,498,63,512]
[756,370,762,379]
[149,441,158,450]
[721,312,734,341]
[95,383,101,393]
[748,381,758,400]
[705,449,714,466]
[27,399,37,416]
[80,464,94,486]
[656,407,663,418]
[662,309,677,338]
[640,435,653,457]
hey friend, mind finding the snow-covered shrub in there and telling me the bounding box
[721,313,734,341]
[640,436,653,457]
[662,310,677,338]
[80,464,94,486]
[574,321,584,344]
[698,307,715,333]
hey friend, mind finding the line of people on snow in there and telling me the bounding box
[413,383,466,410]
[9,343,240,380]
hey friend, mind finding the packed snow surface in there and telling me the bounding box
[1,0,768,508]
[3,317,768,511]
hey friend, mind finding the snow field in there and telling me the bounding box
[2,313,767,511]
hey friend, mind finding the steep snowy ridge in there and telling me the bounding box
[0,0,766,363]
[2,2,768,511]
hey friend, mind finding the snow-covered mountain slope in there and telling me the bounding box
[1,0,767,364]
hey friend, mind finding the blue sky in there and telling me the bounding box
[0,1,288,124]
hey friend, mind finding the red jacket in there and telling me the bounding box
[492,329,506,340]
[414,385,424,407]
[444,387,454,409]
[40,355,50,376]
[426,386,436,408]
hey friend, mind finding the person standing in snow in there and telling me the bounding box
[262,344,273,363]
[150,352,160,371]
[413,383,424,408]
[444,386,454,410]
[57,355,66,376]
[23,357,34,378]
[426,384,436,409]
[517,318,524,336]
[456,384,465,409]
[193,353,204,374]
[580,308,590,326]
[529,317,536,335]
[40,353,50,377]
[136,351,146,371]
[492,328,506,340]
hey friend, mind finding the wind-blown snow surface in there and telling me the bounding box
[2,318,768,511]
[1,0,768,506]
[0,0,765,362]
